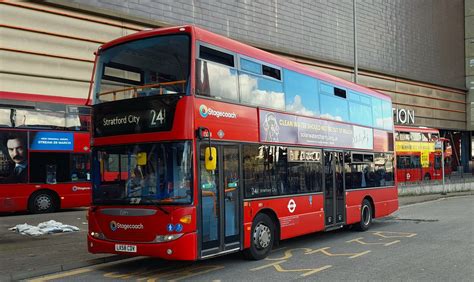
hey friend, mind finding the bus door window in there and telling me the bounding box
[200,146,219,245]
[223,146,239,240]
[434,154,442,170]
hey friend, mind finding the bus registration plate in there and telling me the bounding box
[115,244,137,253]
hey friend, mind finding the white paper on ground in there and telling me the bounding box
[9,220,80,236]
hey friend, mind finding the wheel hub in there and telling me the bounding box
[36,195,51,211]
[362,205,370,225]
[254,223,271,249]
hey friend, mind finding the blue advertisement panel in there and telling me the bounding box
[259,110,373,150]
[29,132,74,151]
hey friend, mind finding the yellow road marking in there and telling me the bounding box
[146,265,224,282]
[383,240,401,246]
[347,237,400,246]
[306,247,371,258]
[371,231,417,238]
[136,264,190,281]
[27,268,92,282]
[266,248,313,260]
[104,267,150,279]
[250,260,331,277]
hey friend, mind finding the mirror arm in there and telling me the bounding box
[207,133,213,161]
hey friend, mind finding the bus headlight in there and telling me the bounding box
[90,231,105,239]
[154,233,184,242]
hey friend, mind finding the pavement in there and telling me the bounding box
[0,190,472,281]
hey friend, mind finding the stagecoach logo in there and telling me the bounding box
[199,104,237,119]
[109,221,144,232]
[287,199,296,213]
[72,186,91,192]
[110,221,118,231]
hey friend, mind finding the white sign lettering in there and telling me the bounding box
[393,108,415,124]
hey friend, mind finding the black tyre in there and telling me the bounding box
[28,191,57,214]
[424,173,431,181]
[355,199,372,231]
[243,213,274,260]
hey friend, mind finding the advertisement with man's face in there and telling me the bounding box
[0,131,28,183]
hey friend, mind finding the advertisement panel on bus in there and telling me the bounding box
[0,129,91,213]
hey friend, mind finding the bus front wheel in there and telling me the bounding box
[28,191,58,214]
[355,199,372,231]
[244,213,274,260]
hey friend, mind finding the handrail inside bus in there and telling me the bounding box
[97,80,187,100]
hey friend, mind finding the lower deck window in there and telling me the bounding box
[30,152,90,184]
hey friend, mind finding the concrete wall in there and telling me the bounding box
[0,1,148,100]
[398,179,474,195]
[466,0,474,130]
[60,0,465,90]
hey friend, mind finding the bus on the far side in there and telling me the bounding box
[87,25,398,261]
[395,125,452,182]
[0,93,91,213]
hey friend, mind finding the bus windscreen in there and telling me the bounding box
[94,34,190,104]
[92,141,193,205]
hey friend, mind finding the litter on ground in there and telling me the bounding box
[9,220,80,236]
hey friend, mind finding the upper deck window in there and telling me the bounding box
[0,102,90,131]
[238,57,284,110]
[284,69,319,116]
[94,34,190,104]
[200,45,235,67]
[262,65,281,80]
[334,87,346,99]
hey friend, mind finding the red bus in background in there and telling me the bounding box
[395,125,452,182]
[88,25,398,261]
[0,93,91,213]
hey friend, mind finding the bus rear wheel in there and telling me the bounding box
[243,213,274,260]
[28,191,58,214]
[355,199,372,231]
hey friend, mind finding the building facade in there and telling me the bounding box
[0,0,471,172]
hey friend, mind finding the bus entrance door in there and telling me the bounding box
[323,151,345,229]
[199,144,241,258]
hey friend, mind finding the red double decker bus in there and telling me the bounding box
[0,93,92,213]
[87,25,398,260]
[395,125,452,182]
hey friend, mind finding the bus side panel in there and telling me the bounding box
[51,182,92,209]
[345,187,398,225]
[0,183,92,213]
[0,184,31,212]
[73,132,91,153]
[243,194,325,248]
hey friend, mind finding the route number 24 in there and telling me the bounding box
[150,109,165,126]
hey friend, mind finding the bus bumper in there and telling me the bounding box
[88,232,197,261]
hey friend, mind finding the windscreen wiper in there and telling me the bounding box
[156,205,169,215]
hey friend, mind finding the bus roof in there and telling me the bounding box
[99,25,391,101]
[395,125,439,134]
[1,91,88,106]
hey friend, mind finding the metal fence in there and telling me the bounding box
[398,173,474,196]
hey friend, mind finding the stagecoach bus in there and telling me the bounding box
[88,25,398,260]
[395,125,452,182]
[0,93,91,213]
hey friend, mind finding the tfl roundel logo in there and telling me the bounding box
[199,104,209,118]
[110,221,118,232]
